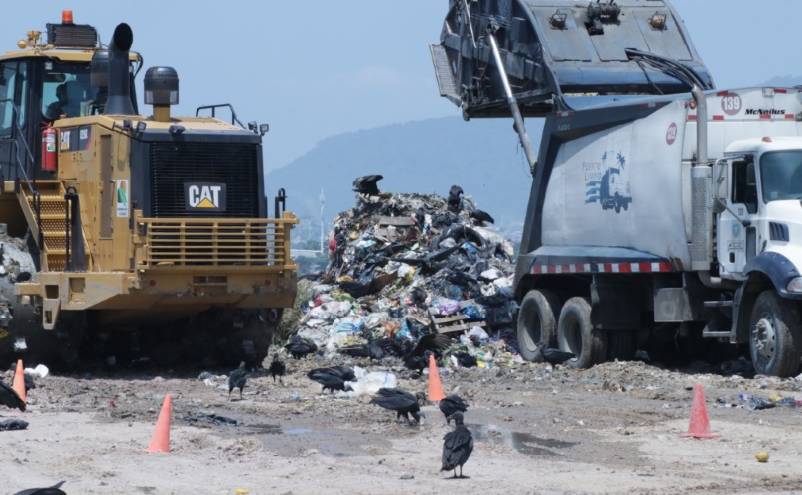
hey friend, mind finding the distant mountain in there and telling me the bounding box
[762,75,802,87]
[266,117,541,240]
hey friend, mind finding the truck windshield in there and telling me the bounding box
[41,61,99,120]
[760,151,802,202]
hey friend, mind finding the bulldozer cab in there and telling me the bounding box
[0,25,139,184]
[431,0,714,118]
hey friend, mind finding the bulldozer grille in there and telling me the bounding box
[136,218,293,270]
[149,142,260,217]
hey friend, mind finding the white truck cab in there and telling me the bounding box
[718,138,802,285]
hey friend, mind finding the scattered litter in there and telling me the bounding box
[345,370,397,397]
[755,451,769,463]
[738,392,801,411]
[185,412,239,427]
[24,364,49,379]
[0,419,28,431]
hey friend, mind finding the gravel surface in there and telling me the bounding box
[2,356,802,494]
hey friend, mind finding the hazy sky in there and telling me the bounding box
[3,1,801,170]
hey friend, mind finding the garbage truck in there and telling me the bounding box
[0,12,297,367]
[432,0,802,376]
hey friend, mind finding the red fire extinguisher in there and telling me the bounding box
[41,124,58,172]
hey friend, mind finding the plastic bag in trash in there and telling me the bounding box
[460,305,485,320]
[310,301,353,320]
[344,370,397,397]
[432,298,460,316]
[333,317,364,334]
[468,326,490,345]
[24,364,49,378]
[480,268,503,281]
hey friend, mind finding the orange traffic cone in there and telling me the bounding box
[427,354,445,402]
[12,359,26,404]
[683,384,717,439]
[146,394,173,453]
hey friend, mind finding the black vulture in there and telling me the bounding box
[448,185,464,213]
[470,209,495,225]
[403,351,430,375]
[439,395,469,425]
[370,388,423,425]
[453,352,478,368]
[352,175,384,196]
[228,362,248,400]
[329,365,356,382]
[24,373,36,393]
[268,354,286,384]
[338,339,384,361]
[403,333,451,375]
[13,481,66,495]
[441,412,473,479]
[410,287,428,307]
[285,335,318,359]
[539,348,576,365]
[0,381,25,412]
[308,367,354,394]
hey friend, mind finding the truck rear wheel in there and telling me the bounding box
[749,291,802,377]
[557,297,607,369]
[517,290,560,361]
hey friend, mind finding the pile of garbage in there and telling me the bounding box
[294,176,523,370]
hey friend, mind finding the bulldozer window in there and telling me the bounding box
[42,61,97,120]
[0,62,18,138]
[732,158,757,214]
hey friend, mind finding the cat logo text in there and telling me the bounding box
[185,183,227,212]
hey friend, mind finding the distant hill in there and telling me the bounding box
[762,75,802,87]
[266,117,541,240]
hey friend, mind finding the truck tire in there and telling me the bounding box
[749,291,802,377]
[557,297,607,369]
[517,290,560,362]
[607,330,636,361]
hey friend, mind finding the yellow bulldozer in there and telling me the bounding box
[0,12,297,368]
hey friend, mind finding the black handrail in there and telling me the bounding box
[0,98,43,247]
[64,186,78,271]
[195,103,245,128]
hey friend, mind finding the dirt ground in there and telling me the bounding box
[2,357,802,495]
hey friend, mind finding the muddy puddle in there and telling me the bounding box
[467,423,578,457]
[186,413,392,458]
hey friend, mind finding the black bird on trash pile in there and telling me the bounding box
[453,352,478,369]
[0,380,25,412]
[448,185,464,213]
[353,175,384,196]
[470,209,495,225]
[268,354,286,384]
[285,335,318,359]
[13,481,67,495]
[338,338,385,361]
[535,348,576,366]
[308,367,354,394]
[370,388,424,425]
[228,362,248,400]
[403,333,450,375]
[439,394,469,425]
[441,412,473,479]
